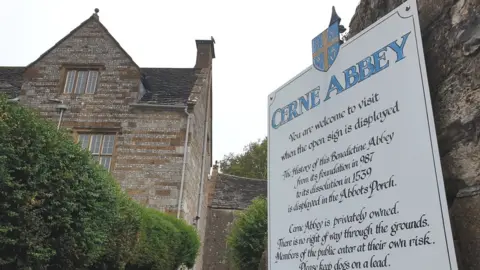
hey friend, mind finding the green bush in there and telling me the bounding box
[227,196,268,270]
[162,213,200,268]
[126,209,200,270]
[0,96,119,269]
[89,175,143,270]
[0,96,201,269]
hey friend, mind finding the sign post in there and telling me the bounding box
[267,1,459,269]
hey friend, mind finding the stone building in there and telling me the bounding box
[0,9,214,269]
[202,165,267,270]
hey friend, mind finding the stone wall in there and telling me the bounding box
[202,168,267,270]
[182,68,211,223]
[182,40,214,270]
[203,208,237,270]
[184,70,211,269]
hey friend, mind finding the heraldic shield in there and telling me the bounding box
[312,21,341,72]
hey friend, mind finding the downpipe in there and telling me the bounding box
[177,106,192,218]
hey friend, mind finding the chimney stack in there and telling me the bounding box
[195,37,216,68]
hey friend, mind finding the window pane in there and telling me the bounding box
[100,157,112,171]
[78,134,89,149]
[86,71,99,94]
[64,71,76,93]
[90,135,102,154]
[92,155,99,161]
[74,71,88,94]
[102,135,115,155]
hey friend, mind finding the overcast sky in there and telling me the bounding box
[0,0,359,163]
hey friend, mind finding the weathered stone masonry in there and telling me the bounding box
[0,10,214,270]
[202,166,267,270]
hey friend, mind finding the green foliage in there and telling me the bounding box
[126,209,200,270]
[89,178,143,270]
[0,96,118,269]
[0,96,201,270]
[227,196,268,270]
[161,213,200,268]
[126,207,179,270]
[219,137,267,179]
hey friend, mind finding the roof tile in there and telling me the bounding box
[139,68,198,105]
[211,174,267,210]
[0,67,24,98]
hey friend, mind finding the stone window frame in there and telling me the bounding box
[72,127,120,172]
[59,64,105,96]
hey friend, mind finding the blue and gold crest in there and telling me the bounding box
[312,7,345,72]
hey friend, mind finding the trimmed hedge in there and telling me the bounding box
[124,207,200,270]
[89,176,143,270]
[162,212,200,268]
[0,96,200,270]
[227,196,268,270]
[0,96,119,269]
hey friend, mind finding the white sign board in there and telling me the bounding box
[267,1,458,270]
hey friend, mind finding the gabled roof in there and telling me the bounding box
[211,174,267,210]
[25,13,140,71]
[0,10,203,105]
[0,67,24,98]
[139,68,198,105]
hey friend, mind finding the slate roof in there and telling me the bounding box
[211,174,267,210]
[139,68,198,105]
[0,67,24,98]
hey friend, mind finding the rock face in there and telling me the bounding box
[348,0,480,269]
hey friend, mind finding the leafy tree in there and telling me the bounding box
[227,196,268,270]
[0,96,119,269]
[219,137,267,179]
